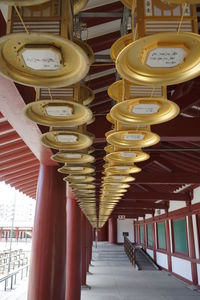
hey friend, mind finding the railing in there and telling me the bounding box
[0,264,29,291]
[124,236,136,268]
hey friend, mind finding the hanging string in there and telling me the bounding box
[14,5,29,34]
[177,3,187,34]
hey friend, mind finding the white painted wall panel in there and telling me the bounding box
[169,201,186,212]
[156,252,168,269]
[192,186,200,205]
[117,219,134,243]
[197,264,200,285]
[146,249,154,259]
[172,256,192,281]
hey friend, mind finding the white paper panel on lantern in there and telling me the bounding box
[146,48,186,68]
[45,106,73,117]
[22,48,61,70]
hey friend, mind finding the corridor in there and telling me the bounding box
[81,243,200,300]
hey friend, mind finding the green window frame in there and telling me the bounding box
[172,218,188,255]
[157,222,166,249]
[147,224,153,247]
[140,224,144,244]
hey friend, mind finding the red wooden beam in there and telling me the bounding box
[2,165,39,181]
[0,147,32,163]
[0,161,39,176]
[135,172,200,184]
[116,201,167,209]
[0,141,27,155]
[0,75,57,166]
[8,171,39,185]
[0,154,36,170]
[10,175,38,187]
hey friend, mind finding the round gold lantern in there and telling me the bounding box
[58,165,95,175]
[103,175,135,183]
[103,183,130,189]
[110,33,133,62]
[105,149,149,164]
[65,175,95,183]
[110,98,180,125]
[41,130,93,150]
[107,130,160,148]
[116,32,200,86]
[0,32,90,88]
[70,183,96,189]
[51,152,95,164]
[105,165,141,175]
[24,100,93,127]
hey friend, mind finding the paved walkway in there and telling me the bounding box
[81,242,200,300]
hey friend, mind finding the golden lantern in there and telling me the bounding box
[103,175,135,183]
[116,32,200,86]
[108,81,167,102]
[0,0,92,88]
[58,165,95,175]
[110,33,133,61]
[107,129,160,149]
[24,100,93,127]
[104,148,149,163]
[110,98,180,125]
[0,32,90,88]
[51,152,95,164]
[105,165,141,175]
[70,183,96,189]
[41,130,93,151]
[65,175,95,183]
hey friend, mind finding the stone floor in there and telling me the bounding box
[81,242,200,300]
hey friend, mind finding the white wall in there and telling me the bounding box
[192,186,200,205]
[156,252,168,269]
[117,219,134,243]
[171,257,192,281]
[197,264,200,285]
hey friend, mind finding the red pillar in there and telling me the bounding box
[28,165,67,300]
[108,217,117,244]
[66,187,81,300]
[152,216,156,262]
[0,228,2,241]
[86,219,92,272]
[97,222,108,241]
[81,213,87,286]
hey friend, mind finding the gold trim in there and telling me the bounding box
[110,33,133,62]
[51,152,95,164]
[1,0,49,6]
[24,100,93,127]
[64,175,95,183]
[0,32,90,88]
[58,165,95,175]
[105,165,141,175]
[41,131,93,150]
[116,32,200,86]
[110,98,180,125]
[107,130,160,148]
[103,175,135,183]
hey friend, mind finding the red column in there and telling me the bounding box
[0,228,2,241]
[66,187,81,300]
[86,219,92,272]
[81,213,87,286]
[28,165,67,300]
[97,222,108,241]
[108,217,117,244]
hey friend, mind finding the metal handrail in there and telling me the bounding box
[0,264,29,291]
[124,236,136,268]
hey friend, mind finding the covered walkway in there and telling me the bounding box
[82,243,200,300]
